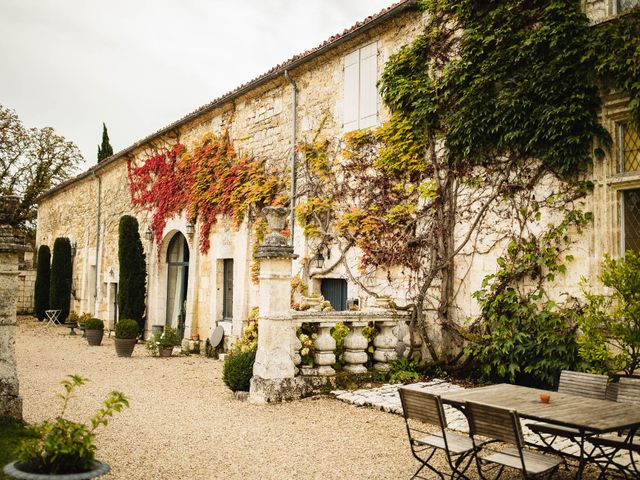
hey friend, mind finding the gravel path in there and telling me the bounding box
[14,317,598,479]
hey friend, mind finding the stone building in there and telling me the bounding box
[36,0,639,351]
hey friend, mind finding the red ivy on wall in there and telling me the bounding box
[127,131,287,254]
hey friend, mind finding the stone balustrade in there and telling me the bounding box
[291,310,411,376]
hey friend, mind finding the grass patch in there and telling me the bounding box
[0,420,33,479]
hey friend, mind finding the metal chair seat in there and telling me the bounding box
[481,447,562,475]
[414,430,476,456]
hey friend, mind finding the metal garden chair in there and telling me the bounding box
[587,377,640,479]
[398,386,476,479]
[466,401,562,479]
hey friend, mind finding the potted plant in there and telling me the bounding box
[84,318,104,346]
[113,319,139,357]
[144,326,181,357]
[3,375,128,479]
[77,313,92,337]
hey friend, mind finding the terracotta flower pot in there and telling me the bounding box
[159,346,173,357]
[85,329,103,347]
[4,460,110,479]
[114,338,136,357]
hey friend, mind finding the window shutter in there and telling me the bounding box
[359,42,378,128]
[343,50,360,131]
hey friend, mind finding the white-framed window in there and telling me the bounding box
[343,42,378,131]
[616,0,640,14]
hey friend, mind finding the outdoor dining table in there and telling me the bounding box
[440,383,640,479]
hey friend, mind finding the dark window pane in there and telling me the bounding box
[624,189,640,252]
[622,123,640,172]
[223,259,233,320]
[618,0,640,12]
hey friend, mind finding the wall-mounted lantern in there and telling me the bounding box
[312,251,325,269]
[186,222,195,237]
[70,242,77,258]
[145,226,153,241]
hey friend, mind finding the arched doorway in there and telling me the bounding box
[166,232,189,338]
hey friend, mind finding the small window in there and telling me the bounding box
[222,259,233,320]
[621,189,640,252]
[618,122,640,173]
[321,278,347,311]
[617,0,640,13]
[343,42,378,131]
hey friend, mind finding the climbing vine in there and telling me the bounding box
[128,131,287,253]
[297,1,640,367]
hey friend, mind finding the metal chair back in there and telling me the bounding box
[558,370,608,400]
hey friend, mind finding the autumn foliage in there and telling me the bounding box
[127,131,286,253]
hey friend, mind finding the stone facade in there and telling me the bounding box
[35,1,636,358]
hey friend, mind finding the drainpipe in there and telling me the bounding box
[284,70,297,247]
[91,171,101,315]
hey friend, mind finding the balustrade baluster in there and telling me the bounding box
[313,322,336,376]
[343,322,368,374]
[373,321,398,371]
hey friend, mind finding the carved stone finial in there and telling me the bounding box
[255,206,296,259]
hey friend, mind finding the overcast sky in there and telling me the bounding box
[1,0,394,170]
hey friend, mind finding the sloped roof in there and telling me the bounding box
[37,0,417,202]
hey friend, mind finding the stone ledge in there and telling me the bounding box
[249,375,335,403]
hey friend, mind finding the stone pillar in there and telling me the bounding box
[249,207,297,403]
[0,196,25,421]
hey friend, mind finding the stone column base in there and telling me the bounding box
[249,375,335,404]
[0,395,22,421]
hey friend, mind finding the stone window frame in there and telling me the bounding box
[601,96,638,256]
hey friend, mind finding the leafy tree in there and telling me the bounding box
[49,238,72,323]
[34,245,51,321]
[577,251,640,376]
[97,123,113,163]
[118,216,146,332]
[0,105,82,240]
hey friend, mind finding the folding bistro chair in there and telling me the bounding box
[526,371,608,462]
[587,377,640,479]
[466,401,562,479]
[398,387,476,479]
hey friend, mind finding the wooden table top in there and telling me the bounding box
[441,383,640,434]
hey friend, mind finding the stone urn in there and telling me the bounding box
[4,460,110,479]
[85,329,103,347]
[114,338,136,357]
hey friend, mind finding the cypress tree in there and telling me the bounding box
[34,245,51,321]
[97,123,114,163]
[49,237,72,322]
[118,215,146,333]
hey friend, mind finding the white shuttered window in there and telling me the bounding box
[343,42,378,131]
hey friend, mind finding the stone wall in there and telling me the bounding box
[16,269,35,314]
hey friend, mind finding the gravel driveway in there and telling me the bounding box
[14,317,598,479]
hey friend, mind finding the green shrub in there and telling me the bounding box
[222,348,256,392]
[49,238,72,322]
[145,326,181,355]
[467,288,582,388]
[15,375,128,475]
[34,245,50,321]
[115,319,139,339]
[84,318,104,330]
[387,357,423,384]
[577,251,640,376]
[118,216,147,334]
